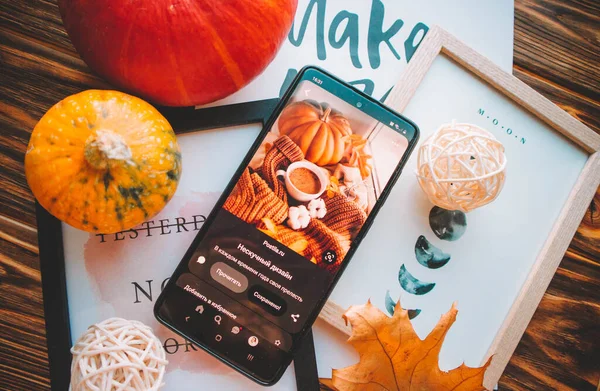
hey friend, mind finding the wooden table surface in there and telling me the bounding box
[1,1,598,390]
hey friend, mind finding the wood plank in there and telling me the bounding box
[0,0,74,55]
[0,226,49,391]
[503,0,600,389]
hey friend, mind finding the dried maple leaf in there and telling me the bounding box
[264,142,272,154]
[327,176,341,198]
[341,135,372,179]
[258,217,308,254]
[288,238,309,253]
[257,217,277,238]
[332,300,491,391]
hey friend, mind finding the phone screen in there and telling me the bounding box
[155,67,418,385]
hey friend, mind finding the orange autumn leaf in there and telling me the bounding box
[288,238,309,253]
[258,217,277,238]
[327,176,341,198]
[358,155,372,179]
[259,218,307,254]
[341,134,372,178]
[332,300,492,391]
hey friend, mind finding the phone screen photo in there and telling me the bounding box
[155,67,419,385]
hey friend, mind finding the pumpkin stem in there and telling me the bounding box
[321,107,332,122]
[84,129,133,169]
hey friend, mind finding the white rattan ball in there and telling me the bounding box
[70,318,168,391]
[416,121,507,212]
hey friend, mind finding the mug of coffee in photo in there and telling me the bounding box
[277,161,329,202]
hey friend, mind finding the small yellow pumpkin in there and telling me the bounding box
[25,90,182,234]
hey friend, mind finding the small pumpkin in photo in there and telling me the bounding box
[25,90,182,234]
[278,100,352,166]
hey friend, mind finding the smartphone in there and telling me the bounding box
[154,66,419,385]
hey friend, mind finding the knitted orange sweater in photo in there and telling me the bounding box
[271,193,366,272]
[224,135,368,272]
[223,168,289,225]
[257,135,305,201]
[224,136,303,224]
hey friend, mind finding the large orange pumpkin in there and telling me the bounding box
[25,90,182,234]
[58,0,298,106]
[278,100,352,166]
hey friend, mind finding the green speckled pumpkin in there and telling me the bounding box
[25,90,182,233]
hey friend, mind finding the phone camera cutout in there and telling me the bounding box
[356,102,363,108]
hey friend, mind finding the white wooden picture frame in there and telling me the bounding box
[316,26,600,389]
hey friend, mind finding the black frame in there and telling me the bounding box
[36,97,320,390]
[154,66,420,386]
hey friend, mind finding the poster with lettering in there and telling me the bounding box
[62,1,515,390]
[203,0,515,108]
